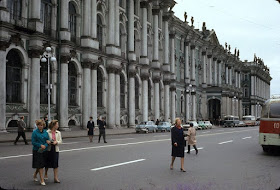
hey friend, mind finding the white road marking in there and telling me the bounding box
[0,128,258,160]
[63,142,81,145]
[185,147,204,152]
[218,140,233,145]
[242,136,252,140]
[202,131,210,134]
[91,159,146,171]
[217,130,224,132]
[111,138,135,141]
[153,135,168,137]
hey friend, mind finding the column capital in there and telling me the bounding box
[61,54,71,63]
[170,86,176,91]
[163,80,171,85]
[106,67,117,74]
[91,64,98,70]
[140,1,149,8]
[217,60,222,63]
[213,57,217,61]
[0,41,10,51]
[81,61,92,69]
[28,49,43,58]
[162,15,170,22]
[169,33,175,39]
[152,8,160,15]
[202,51,206,56]
[207,54,212,58]
[184,41,190,46]
[190,44,196,50]
[153,77,161,83]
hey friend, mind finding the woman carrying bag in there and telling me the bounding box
[45,120,62,183]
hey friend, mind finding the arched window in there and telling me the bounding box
[181,96,184,113]
[41,0,52,35]
[6,50,22,103]
[8,0,22,20]
[40,61,52,104]
[68,62,77,106]
[97,15,103,51]
[135,77,139,109]
[97,68,103,107]
[120,74,125,108]
[148,81,152,110]
[69,2,77,42]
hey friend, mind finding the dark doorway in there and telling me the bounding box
[208,99,221,125]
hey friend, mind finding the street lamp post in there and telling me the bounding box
[232,96,237,116]
[256,102,260,118]
[41,47,56,122]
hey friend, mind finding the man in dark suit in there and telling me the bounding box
[97,117,107,143]
[14,116,28,145]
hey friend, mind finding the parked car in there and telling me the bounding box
[188,121,201,130]
[135,121,157,133]
[242,115,257,127]
[256,117,260,126]
[182,123,190,131]
[198,121,207,130]
[223,115,240,127]
[204,121,213,129]
[156,122,171,132]
[236,120,246,127]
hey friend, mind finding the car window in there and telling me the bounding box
[140,122,146,125]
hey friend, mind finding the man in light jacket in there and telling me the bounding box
[14,116,28,145]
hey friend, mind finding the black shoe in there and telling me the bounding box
[186,151,190,154]
[104,141,107,143]
[180,168,186,172]
[14,142,17,145]
[196,150,198,155]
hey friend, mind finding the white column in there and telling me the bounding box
[225,66,229,84]
[218,61,222,86]
[0,50,6,131]
[208,55,212,85]
[91,67,97,126]
[251,75,254,96]
[115,0,120,46]
[226,96,230,115]
[31,0,40,20]
[154,81,160,120]
[60,0,69,29]
[83,0,90,36]
[238,72,241,88]
[108,0,115,45]
[192,93,196,121]
[107,70,116,128]
[191,45,196,83]
[29,56,40,128]
[128,0,134,53]
[115,71,120,127]
[82,65,91,129]
[91,0,97,39]
[128,75,135,127]
[186,93,190,121]
[171,90,176,123]
[235,71,238,88]
[59,62,69,130]
[214,58,217,86]
[185,43,190,83]
[142,79,148,121]
[170,35,175,74]
[164,83,170,122]
[141,3,148,57]
[153,12,159,61]
[202,51,207,87]
[229,67,232,86]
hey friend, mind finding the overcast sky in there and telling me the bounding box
[173,0,280,96]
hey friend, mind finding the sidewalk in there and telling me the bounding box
[0,128,136,143]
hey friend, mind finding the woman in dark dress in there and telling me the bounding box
[170,118,186,172]
[87,117,95,142]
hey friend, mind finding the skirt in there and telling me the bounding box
[46,145,59,168]
[32,150,47,169]
[171,145,185,158]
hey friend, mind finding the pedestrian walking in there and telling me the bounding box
[186,123,198,154]
[44,120,62,183]
[170,118,186,172]
[32,119,50,186]
[14,116,28,145]
[43,116,49,130]
[155,119,160,125]
[87,117,95,142]
[97,117,107,143]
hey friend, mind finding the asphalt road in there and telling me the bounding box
[0,127,279,190]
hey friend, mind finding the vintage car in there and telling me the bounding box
[156,122,171,132]
[198,121,207,130]
[204,121,213,129]
[135,121,158,133]
[242,115,257,127]
[236,120,246,127]
[223,115,240,127]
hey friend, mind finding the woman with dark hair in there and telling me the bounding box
[32,119,49,186]
[170,118,186,172]
[87,116,95,142]
[45,120,62,183]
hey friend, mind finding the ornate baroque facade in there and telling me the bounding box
[0,0,271,131]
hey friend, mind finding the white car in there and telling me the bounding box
[204,121,213,129]
[187,121,201,130]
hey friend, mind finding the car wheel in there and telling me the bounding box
[136,131,139,133]
[146,129,149,133]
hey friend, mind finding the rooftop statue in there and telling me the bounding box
[191,16,194,26]
[184,12,187,22]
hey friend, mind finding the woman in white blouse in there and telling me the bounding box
[45,120,62,183]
